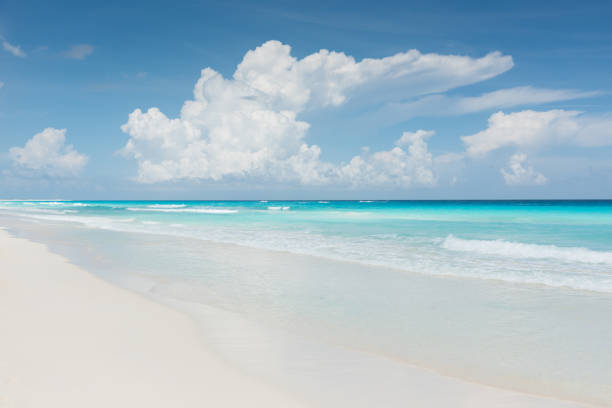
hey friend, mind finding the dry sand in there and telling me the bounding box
[0,228,303,407]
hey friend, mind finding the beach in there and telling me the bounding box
[0,227,303,407]
[1,204,610,407]
[3,0,611,405]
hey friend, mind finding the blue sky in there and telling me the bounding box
[1,0,611,199]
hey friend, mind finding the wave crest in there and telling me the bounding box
[442,235,612,265]
[127,207,237,214]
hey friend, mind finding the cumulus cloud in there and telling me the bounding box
[121,40,512,186]
[338,130,436,187]
[232,41,512,110]
[63,44,94,60]
[1,37,26,57]
[461,109,612,156]
[9,128,88,177]
[501,153,547,185]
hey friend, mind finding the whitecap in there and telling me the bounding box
[127,207,238,214]
[442,235,612,265]
[146,204,187,209]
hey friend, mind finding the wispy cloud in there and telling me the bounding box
[63,44,94,60]
[373,87,600,124]
[1,37,26,57]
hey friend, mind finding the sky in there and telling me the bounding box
[1,0,611,199]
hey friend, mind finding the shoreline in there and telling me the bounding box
[0,227,303,407]
[0,224,602,407]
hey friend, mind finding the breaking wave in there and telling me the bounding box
[127,207,238,214]
[442,235,612,265]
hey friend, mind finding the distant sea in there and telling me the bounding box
[2,200,611,405]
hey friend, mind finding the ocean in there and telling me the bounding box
[1,200,611,405]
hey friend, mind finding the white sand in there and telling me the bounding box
[0,227,597,408]
[0,229,303,407]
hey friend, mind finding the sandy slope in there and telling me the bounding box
[0,225,599,408]
[0,228,303,408]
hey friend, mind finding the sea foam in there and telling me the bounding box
[127,207,238,214]
[442,235,612,265]
[3,200,612,294]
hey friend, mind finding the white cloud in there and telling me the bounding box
[376,87,598,122]
[1,37,26,57]
[338,130,436,187]
[9,128,88,177]
[454,87,598,112]
[63,44,94,60]
[0,81,4,89]
[462,109,612,156]
[233,42,513,110]
[121,40,512,186]
[501,153,547,186]
[395,129,435,146]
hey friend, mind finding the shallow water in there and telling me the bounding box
[2,200,612,292]
[1,200,611,405]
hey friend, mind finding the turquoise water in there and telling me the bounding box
[2,200,612,292]
[1,200,612,405]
